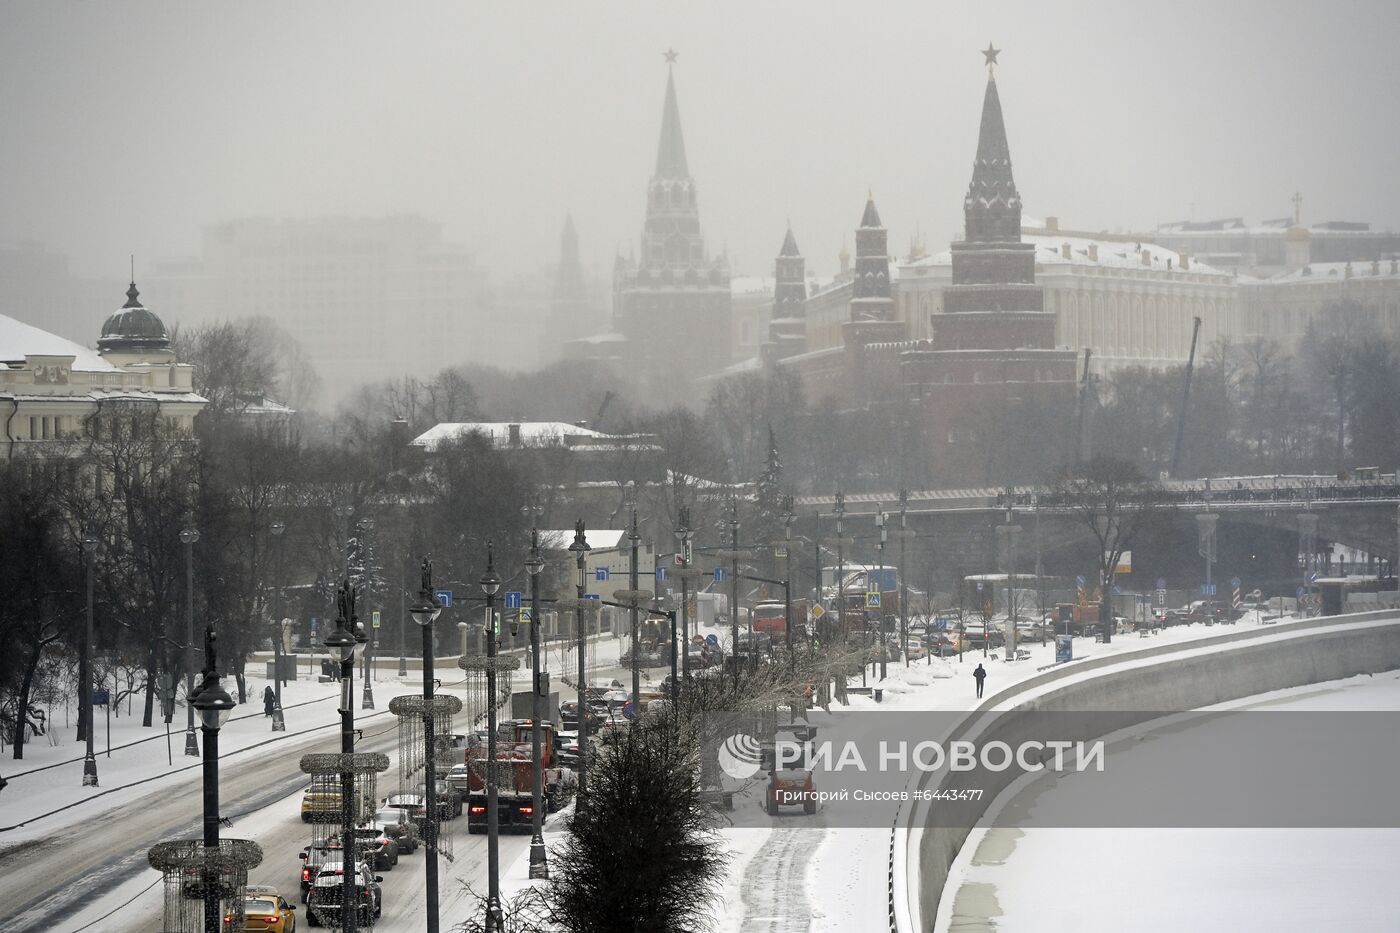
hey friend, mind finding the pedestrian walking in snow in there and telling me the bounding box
[263,685,276,717]
[973,663,986,699]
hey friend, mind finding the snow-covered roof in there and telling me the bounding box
[1260,260,1400,285]
[538,528,628,551]
[903,234,1229,277]
[412,421,608,451]
[1157,217,1386,237]
[569,332,628,345]
[0,313,116,372]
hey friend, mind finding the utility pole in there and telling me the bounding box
[876,510,887,681]
[525,528,548,880]
[82,533,98,785]
[270,521,286,732]
[729,495,742,684]
[567,523,591,808]
[896,490,912,668]
[628,501,641,713]
[782,496,795,652]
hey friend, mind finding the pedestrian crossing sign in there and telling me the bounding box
[866,591,881,609]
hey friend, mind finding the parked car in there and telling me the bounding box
[239,886,297,932]
[304,860,382,928]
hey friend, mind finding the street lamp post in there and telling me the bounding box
[359,518,376,711]
[835,490,846,699]
[399,563,409,677]
[480,546,504,932]
[270,521,286,732]
[82,533,98,786]
[782,497,794,652]
[408,562,444,933]
[179,526,201,758]
[728,496,741,684]
[876,510,887,681]
[674,507,694,695]
[190,626,236,933]
[324,583,365,933]
[567,523,591,808]
[524,529,549,880]
[897,490,910,668]
[628,501,641,713]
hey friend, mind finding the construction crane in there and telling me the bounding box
[1074,348,1094,463]
[592,390,615,434]
[1169,317,1204,479]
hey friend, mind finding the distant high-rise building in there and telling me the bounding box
[607,57,731,396]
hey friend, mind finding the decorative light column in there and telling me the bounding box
[179,525,201,758]
[190,626,236,933]
[323,583,365,933]
[480,547,504,932]
[408,562,444,933]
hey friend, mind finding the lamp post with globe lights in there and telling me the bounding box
[324,583,366,933]
[190,626,236,933]
[179,526,201,758]
[524,529,549,879]
[408,563,444,933]
[480,545,505,932]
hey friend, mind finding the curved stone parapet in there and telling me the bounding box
[899,609,1400,932]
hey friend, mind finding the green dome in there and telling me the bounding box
[98,283,171,353]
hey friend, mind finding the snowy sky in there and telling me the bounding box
[2,0,1398,282]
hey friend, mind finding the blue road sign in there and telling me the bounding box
[583,593,600,601]
[1307,572,1319,584]
[310,616,319,632]
[655,566,667,582]
[713,567,727,582]
[934,617,949,631]
[595,568,610,582]
[1230,576,1242,588]
[504,591,522,610]
[1200,583,1217,597]
[1156,578,1166,590]
[435,590,453,608]
[1076,575,1087,588]
[92,688,110,706]
[1056,635,1073,664]
[1112,585,1124,596]
[705,633,719,648]
[865,591,882,609]
[1296,586,1306,599]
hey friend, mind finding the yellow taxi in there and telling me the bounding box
[239,885,297,931]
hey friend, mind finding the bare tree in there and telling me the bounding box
[1053,456,1161,644]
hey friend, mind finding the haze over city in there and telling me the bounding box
[3,5,1400,933]
[3,0,1397,283]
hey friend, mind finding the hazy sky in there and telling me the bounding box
[3,0,1398,284]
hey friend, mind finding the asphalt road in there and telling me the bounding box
[0,657,663,933]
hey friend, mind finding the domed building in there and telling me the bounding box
[97,282,176,363]
[1,280,205,458]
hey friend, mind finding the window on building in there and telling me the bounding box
[29,416,37,439]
